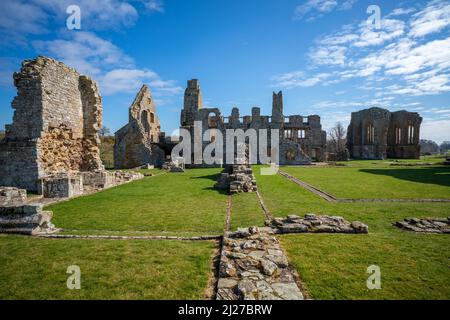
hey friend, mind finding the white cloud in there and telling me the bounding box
[143,0,164,13]
[295,0,356,21]
[33,32,134,77]
[272,71,332,88]
[33,31,181,96]
[386,8,417,18]
[0,0,165,45]
[0,1,49,46]
[409,0,450,37]
[278,1,450,97]
[309,46,347,66]
[101,69,181,95]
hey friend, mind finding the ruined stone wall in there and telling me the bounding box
[347,107,422,160]
[178,79,327,166]
[114,85,164,169]
[0,56,104,192]
[387,111,422,159]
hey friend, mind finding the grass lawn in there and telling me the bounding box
[0,235,216,299]
[281,164,450,199]
[254,165,450,300]
[48,168,228,235]
[230,193,266,231]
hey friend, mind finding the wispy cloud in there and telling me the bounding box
[293,0,357,21]
[409,0,450,37]
[276,0,450,96]
[0,0,165,46]
[33,31,181,96]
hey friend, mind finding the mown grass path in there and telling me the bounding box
[254,164,450,299]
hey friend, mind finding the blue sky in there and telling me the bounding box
[0,0,449,143]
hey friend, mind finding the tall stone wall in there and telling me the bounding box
[347,107,422,160]
[177,79,327,166]
[114,85,164,169]
[0,56,104,192]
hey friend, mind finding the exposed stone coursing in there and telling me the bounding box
[179,79,327,166]
[114,85,165,169]
[215,165,257,194]
[0,56,104,192]
[267,214,369,234]
[217,227,304,300]
[0,187,27,206]
[394,217,450,234]
[0,204,58,235]
[347,107,422,160]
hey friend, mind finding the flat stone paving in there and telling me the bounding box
[394,217,450,234]
[217,227,304,300]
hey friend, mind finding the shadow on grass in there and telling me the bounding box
[189,173,221,182]
[360,167,450,187]
[189,173,229,195]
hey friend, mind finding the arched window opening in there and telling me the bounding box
[366,123,374,144]
[395,128,402,144]
[408,125,414,144]
[141,110,150,133]
[298,129,306,139]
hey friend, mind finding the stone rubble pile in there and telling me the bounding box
[267,214,369,234]
[215,165,258,194]
[0,204,58,235]
[394,217,450,233]
[162,160,185,172]
[0,187,27,206]
[217,227,303,300]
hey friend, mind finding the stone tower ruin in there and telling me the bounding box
[114,85,165,169]
[0,56,104,192]
[177,79,327,166]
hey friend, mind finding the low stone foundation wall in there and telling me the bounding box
[217,227,304,300]
[0,204,58,235]
[394,217,450,233]
[38,173,84,198]
[267,214,368,234]
[215,165,257,194]
[36,170,144,198]
[0,187,27,206]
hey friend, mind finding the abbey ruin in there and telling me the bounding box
[0,56,424,202]
[347,107,422,160]
[114,85,165,169]
[179,79,328,166]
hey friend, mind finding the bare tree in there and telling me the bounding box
[99,126,111,137]
[327,122,349,161]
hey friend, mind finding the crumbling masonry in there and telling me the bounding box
[347,107,422,160]
[114,85,165,169]
[0,56,143,200]
[179,79,327,166]
[0,56,104,192]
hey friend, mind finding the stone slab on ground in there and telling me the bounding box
[0,187,27,206]
[216,227,304,300]
[267,214,368,234]
[394,217,450,234]
[0,204,59,235]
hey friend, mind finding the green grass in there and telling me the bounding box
[254,165,450,300]
[48,168,228,235]
[334,155,447,167]
[281,165,450,199]
[0,235,216,299]
[230,193,266,231]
